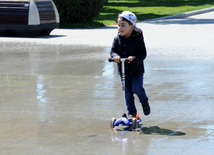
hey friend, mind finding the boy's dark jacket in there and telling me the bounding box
[110,30,147,78]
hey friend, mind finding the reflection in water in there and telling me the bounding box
[102,60,115,77]
[111,130,137,154]
[103,47,115,77]
[94,60,115,79]
[113,131,132,143]
[37,75,49,123]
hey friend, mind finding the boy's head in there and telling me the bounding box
[117,16,134,38]
[118,11,141,33]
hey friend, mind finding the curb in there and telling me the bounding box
[144,7,214,21]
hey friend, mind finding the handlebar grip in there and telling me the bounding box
[108,58,115,62]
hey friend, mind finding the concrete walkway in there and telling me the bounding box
[0,8,214,155]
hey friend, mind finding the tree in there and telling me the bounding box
[53,0,105,23]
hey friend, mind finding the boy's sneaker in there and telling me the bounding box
[128,115,133,122]
[128,114,136,122]
[141,101,150,116]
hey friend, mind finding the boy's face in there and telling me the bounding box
[117,18,134,38]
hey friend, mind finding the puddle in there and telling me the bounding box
[0,42,111,76]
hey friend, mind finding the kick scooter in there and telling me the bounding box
[108,58,141,130]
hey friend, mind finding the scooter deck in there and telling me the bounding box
[110,113,141,130]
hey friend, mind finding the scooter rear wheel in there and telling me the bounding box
[132,118,137,130]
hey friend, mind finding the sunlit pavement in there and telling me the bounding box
[0,10,214,155]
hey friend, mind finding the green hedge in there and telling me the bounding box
[53,0,105,23]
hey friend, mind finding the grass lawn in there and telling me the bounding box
[60,0,214,28]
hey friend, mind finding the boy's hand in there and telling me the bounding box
[113,56,120,63]
[128,56,136,63]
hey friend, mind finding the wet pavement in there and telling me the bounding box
[0,10,214,155]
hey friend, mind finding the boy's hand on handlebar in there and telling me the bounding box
[128,56,136,63]
[114,56,120,63]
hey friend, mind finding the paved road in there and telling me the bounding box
[0,9,214,155]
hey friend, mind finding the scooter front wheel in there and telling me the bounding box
[110,118,116,130]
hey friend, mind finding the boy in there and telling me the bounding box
[110,11,150,117]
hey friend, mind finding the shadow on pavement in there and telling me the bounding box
[35,35,66,39]
[146,18,214,25]
[1,34,66,39]
[139,126,186,136]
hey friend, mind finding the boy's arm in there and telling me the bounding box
[135,34,147,62]
[110,36,120,58]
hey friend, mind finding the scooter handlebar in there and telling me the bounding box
[108,58,129,62]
